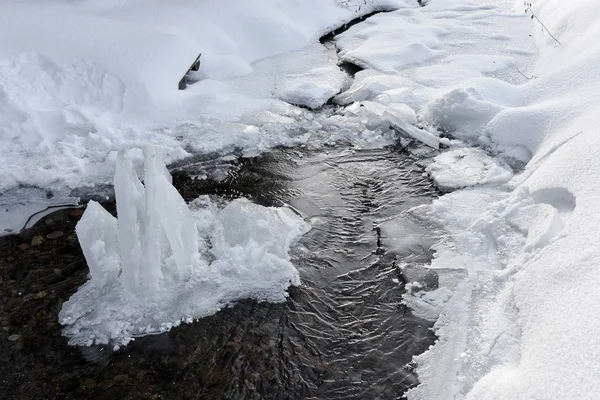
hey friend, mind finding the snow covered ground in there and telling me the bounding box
[1,0,420,234]
[0,0,361,233]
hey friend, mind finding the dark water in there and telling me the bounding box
[171,147,439,399]
[0,146,438,400]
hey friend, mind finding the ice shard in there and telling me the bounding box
[75,200,120,288]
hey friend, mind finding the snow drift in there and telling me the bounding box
[394,0,600,399]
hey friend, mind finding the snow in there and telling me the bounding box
[0,0,355,203]
[426,147,513,191]
[4,0,600,397]
[60,148,310,347]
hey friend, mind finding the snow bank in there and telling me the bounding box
[426,147,513,191]
[318,0,600,397]
[60,148,310,348]
[396,0,600,399]
[0,0,353,198]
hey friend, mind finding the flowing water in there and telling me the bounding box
[0,9,442,399]
[166,146,438,399]
[0,146,439,399]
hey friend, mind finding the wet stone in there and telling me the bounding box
[70,209,84,218]
[113,374,129,383]
[35,291,47,299]
[8,334,21,341]
[46,231,64,240]
[31,236,44,247]
[83,378,97,389]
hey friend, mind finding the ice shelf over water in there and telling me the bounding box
[59,147,310,348]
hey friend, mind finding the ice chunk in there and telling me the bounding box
[212,199,306,260]
[114,151,150,294]
[75,200,120,288]
[141,146,169,292]
[61,149,310,348]
[360,100,388,117]
[335,72,421,105]
[239,110,295,127]
[281,82,338,109]
[383,107,439,149]
[426,148,513,191]
[154,169,200,281]
[363,101,418,124]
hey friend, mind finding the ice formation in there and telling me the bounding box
[59,147,310,348]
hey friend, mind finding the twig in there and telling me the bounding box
[513,66,537,80]
[524,2,561,46]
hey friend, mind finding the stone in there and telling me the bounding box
[8,334,21,342]
[113,375,129,383]
[70,209,85,218]
[31,236,44,247]
[35,291,48,299]
[46,231,64,240]
[83,378,97,389]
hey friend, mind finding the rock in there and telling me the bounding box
[70,209,85,218]
[8,334,21,342]
[35,291,47,299]
[83,378,97,389]
[46,231,64,240]
[31,236,44,247]
[37,255,51,264]
[98,379,116,390]
[18,243,29,251]
[113,375,129,383]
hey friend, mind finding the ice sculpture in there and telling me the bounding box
[60,147,310,348]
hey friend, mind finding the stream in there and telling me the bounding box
[0,7,442,400]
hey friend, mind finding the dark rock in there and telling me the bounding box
[70,209,84,218]
[46,231,64,240]
[83,377,97,389]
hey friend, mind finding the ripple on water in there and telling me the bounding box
[168,146,439,399]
